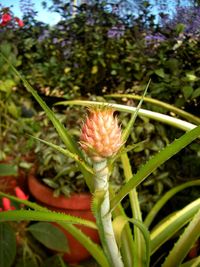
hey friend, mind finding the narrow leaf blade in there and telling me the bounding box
[55,100,197,132]
[31,135,94,174]
[162,209,200,267]
[150,198,200,254]
[110,125,200,210]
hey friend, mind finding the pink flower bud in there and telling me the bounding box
[80,107,123,161]
[2,197,15,211]
[15,187,28,200]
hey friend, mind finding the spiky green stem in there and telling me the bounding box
[93,160,124,267]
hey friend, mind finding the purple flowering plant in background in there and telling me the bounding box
[145,32,166,46]
[107,24,125,39]
[38,29,50,42]
[162,6,200,35]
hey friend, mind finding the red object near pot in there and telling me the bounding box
[28,172,100,264]
[0,157,27,195]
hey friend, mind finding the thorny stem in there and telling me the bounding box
[93,160,124,267]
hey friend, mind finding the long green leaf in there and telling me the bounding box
[121,153,144,267]
[31,135,94,174]
[55,100,197,132]
[109,187,135,267]
[0,53,79,156]
[110,125,200,211]
[0,53,94,192]
[162,209,200,267]
[0,192,108,267]
[113,215,150,267]
[122,80,150,142]
[150,198,200,254]
[92,190,113,266]
[144,180,200,228]
[0,210,97,229]
[105,94,200,125]
[59,223,109,267]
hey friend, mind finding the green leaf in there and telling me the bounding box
[186,72,198,82]
[105,94,200,125]
[144,180,200,228]
[0,193,108,267]
[56,100,198,132]
[122,79,150,142]
[110,125,200,211]
[162,208,200,267]
[60,223,109,267]
[43,255,69,267]
[0,53,94,192]
[155,69,165,78]
[7,101,20,118]
[0,222,16,267]
[192,88,200,99]
[182,86,193,100]
[109,188,135,267]
[120,153,144,267]
[15,257,39,267]
[150,198,200,254]
[111,140,148,162]
[30,135,94,174]
[112,215,150,266]
[92,190,113,266]
[42,178,59,189]
[0,209,97,230]
[28,222,69,252]
[0,163,18,176]
[175,23,185,34]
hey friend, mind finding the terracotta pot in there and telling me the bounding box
[0,157,28,195]
[28,172,100,264]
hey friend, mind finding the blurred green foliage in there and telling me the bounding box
[0,1,199,112]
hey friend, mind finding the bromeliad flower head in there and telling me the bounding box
[80,107,123,162]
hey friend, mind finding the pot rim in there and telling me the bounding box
[28,172,92,210]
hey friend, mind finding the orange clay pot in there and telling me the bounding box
[0,157,28,195]
[28,172,100,264]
